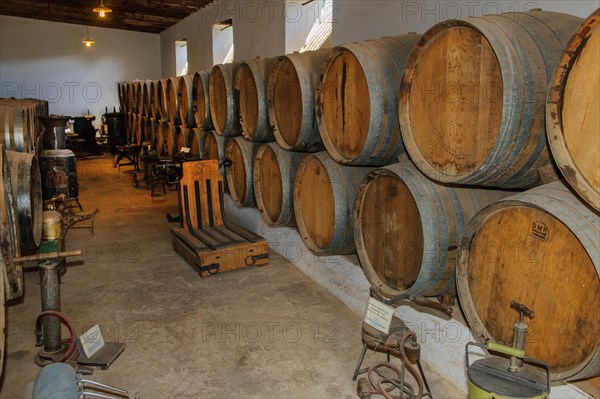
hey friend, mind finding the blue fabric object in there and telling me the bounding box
[32,363,77,399]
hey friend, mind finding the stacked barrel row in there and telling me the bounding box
[121,9,599,383]
[117,73,214,158]
[0,98,49,154]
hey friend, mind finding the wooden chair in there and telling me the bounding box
[171,160,269,277]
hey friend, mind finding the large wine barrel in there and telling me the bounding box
[178,75,195,128]
[5,151,42,254]
[198,130,229,178]
[165,123,184,156]
[156,121,167,156]
[166,77,182,125]
[189,128,201,156]
[547,10,600,212]
[294,152,373,255]
[1,104,32,153]
[236,58,276,142]
[456,181,600,381]
[225,137,261,207]
[1,145,20,288]
[399,11,583,188]
[148,81,158,118]
[141,81,151,117]
[354,162,511,299]
[193,71,212,131]
[268,50,328,152]
[157,79,169,121]
[316,34,420,165]
[254,143,308,227]
[209,63,242,136]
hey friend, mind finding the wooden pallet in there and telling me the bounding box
[172,160,269,277]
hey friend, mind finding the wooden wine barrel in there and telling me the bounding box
[166,77,182,125]
[147,118,158,148]
[254,143,308,227]
[235,58,276,142]
[198,130,229,178]
[135,81,144,114]
[1,102,33,153]
[193,71,212,131]
[456,181,600,381]
[156,121,167,156]
[354,161,512,299]
[268,50,328,152]
[225,137,262,207]
[316,34,420,165]
[547,10,600,212]
[399,11,584,188]
[209,63,242,136]
[178,74,195,128]
[134,114,142,144]
[165,122,187,155]
[148,81,157,118]
[189,128,200,156]
[141,81,151,116]
[5,150,42,254]
[157,79,169,121]
[1,145,22,300]
[127,83,136,113]
[294,152,373,255]
[118,82,127,113]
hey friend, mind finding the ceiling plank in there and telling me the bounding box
[0,0,215,33]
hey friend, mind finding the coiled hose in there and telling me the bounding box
[35,311,77,364]
[366,331,424,399]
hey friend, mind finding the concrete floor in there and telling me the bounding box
[1,156,463,398]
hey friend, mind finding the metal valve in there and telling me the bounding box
[509,300,535,373]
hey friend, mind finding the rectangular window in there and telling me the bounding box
[175,39,188,76]
[213,19,234,64]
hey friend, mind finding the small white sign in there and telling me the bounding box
[364,297,394,334]
[181,147,191,153]
[77,324,105,358]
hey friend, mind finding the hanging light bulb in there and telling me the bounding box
[93,0,112,17]
[83,26,95,47]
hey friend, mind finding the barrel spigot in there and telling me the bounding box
[509,300,535,373]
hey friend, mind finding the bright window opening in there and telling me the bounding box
[213,19,234,64]
[175,39,188,76]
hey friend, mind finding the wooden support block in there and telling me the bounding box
[172,227,269,278]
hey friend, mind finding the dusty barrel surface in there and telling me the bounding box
[193,71,212,131]
[400,11,584,188]
[236,58,276,142]
[5,150,42,254]
[166,76,182,125]
[456,181,600,381]
[316,35,420,165]
[178,74,195,128]
[254,143,308,227]
[354,162,511,299]
[294,152,373,255]
[209,63,242,136]
[547,9,600,211]
[268,50,328,152]
[225,137,261,207]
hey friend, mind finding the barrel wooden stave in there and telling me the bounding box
[354,161,512,299]
[193,71,213,131]
[547,9,600,211]
[456,180,600,381]
[400,11,583,188]
[316,35,420,165]
[199,130,229,178]
[166,77,182,125]
[209,63,242,137]
[268,50,328,152]
[254,143,308,227]
[236,58,276,142]
[294,152,373,255]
